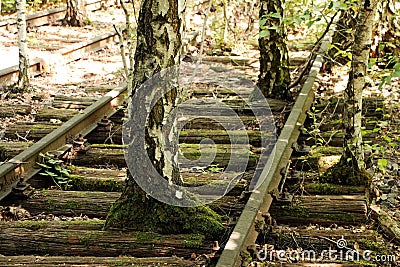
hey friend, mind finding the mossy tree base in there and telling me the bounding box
[320,153,371,186]
[104,184,225,240]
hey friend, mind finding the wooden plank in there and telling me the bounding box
[0,256,196,266]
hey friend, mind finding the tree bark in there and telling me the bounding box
[342,0,381,168]
[257,0,291,100]
[16,0,29,91]
[63,0,88,26]
[371,1,400,58]
[105,0,224,239]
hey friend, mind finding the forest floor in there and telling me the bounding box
[0,1,399,265]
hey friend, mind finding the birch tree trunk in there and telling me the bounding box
[257,0,291,100]
[342,0,381,168]
[371,0,400,58]
[63,0,87,26]
[322,0,381,186]
[104,0,224,239]
[16,0,29,91]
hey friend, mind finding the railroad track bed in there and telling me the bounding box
[1,4,399,266]
[232,64,400,266]
[0,47,313,265]
[0,2,129,85]
[0,5,130,141]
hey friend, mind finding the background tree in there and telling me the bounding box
[63,0,88,26]
[327,8,357,69]
[16,0,29,91]
[323,0,381,185]
[371,1,400,59]
[257,0,291,100]
[104,0,224,238]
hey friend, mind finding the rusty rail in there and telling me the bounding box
[0,84,127,201]
[216,26,334,267]
[0,0,103,31]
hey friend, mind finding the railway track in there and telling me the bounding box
[3,53,363,267]
[0,0,119,85]
[0,7,397,266]
[0,0,104,31]
[214,30,331,267]
[0,49,312,265]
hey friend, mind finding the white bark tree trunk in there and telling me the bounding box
[257,0,291,100]
[63,0,87,26]
[105,0,224,238]
[16,0,29,90]
[343,0,382,168]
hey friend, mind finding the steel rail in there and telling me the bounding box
[0,84,127,201]
[0,0,103,31]
[216,28,334,267]
[0,31,117,84]
[0,0,118,85]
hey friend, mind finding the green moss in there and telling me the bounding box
[281,205,310,217]
[11,220,104,231]
[108,262,132,266]
[183,233,205,248]
[61,200,82,210]
[311,146,342,155]
[40,189,49,195]
[240,250,252,263]
[320,159,372,186]
[321,166,372,186]
[320,213,355,222]
[327,118,343,127]
[104,191,225,239]
[130,231,163,242]
[179,143,258,161]
[13,220,49,230]
[305,183,362,195]
[280,205,356,222]
[68,175,123,192]
[31,124,59,130]
[45,198,56,205]
[358,239,390,255]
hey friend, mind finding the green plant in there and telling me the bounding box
[206,164,224,173]
[304,105,325,148]
[37,152,71,190]
[379,60,400,89]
